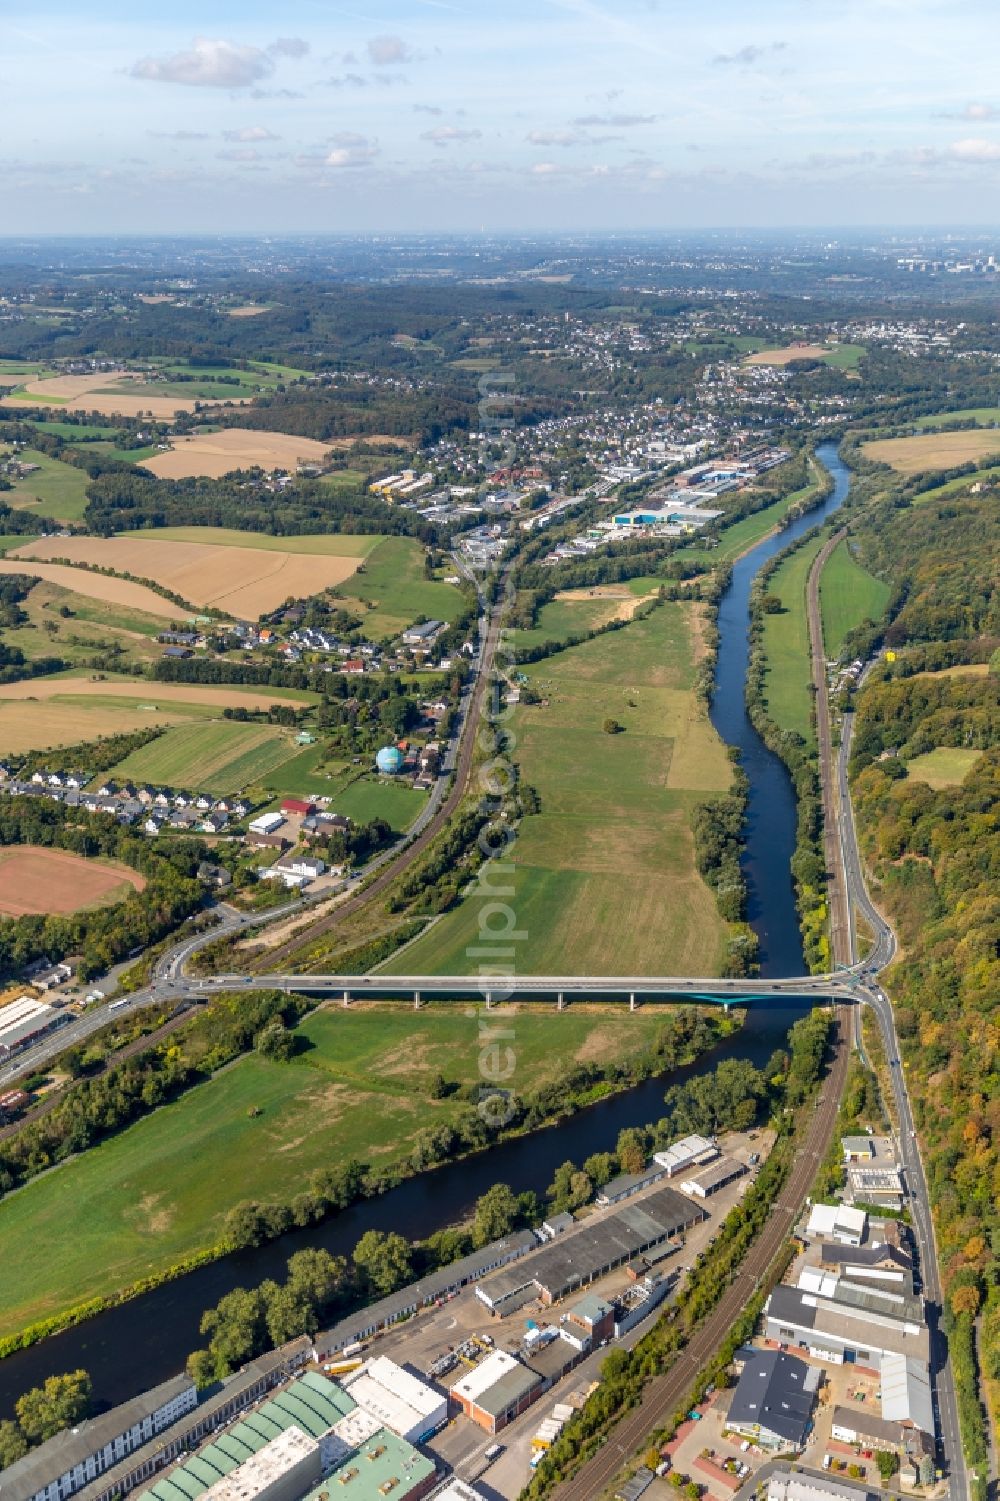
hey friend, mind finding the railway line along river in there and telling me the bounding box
[0,442,851,1415]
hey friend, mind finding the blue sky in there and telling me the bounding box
[5,0,1000,233]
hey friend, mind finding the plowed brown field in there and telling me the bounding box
[0,846,145,916]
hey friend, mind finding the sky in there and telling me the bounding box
[5,0,1000,234]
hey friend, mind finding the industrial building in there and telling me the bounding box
[340,1358,447,1443]
[475,1184,703,1316]
[831,1407,933,1460]
[880,1352,935,1434]
[652,1134,719,1178]
[805,1204,867,1246]
[314,1230,537,1357]
[199,1428,321,1501]
[679,1156,748,1199]
[1,1376,198,1501]
[841,1137,876,1163]
[595,1162,667,1206]
[0,993,68,1060]
[765,1468,879,1501]
[847,1167,906,1208]
[449,1352,543,1434]
[816,1241,912,1285]
[726,1351,818,1451]
[764,1283,930,1370]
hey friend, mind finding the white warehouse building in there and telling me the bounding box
[340,1358,446,1443]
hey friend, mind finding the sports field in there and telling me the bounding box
[402,600,734,977]
[1,448,91,523]
[819,539,891,658]
[0,846,144,916]
[337,536,467,636]
[905,747,983,788]
[862,430,1000,475]
[759,534,825,743]
[0,1002,702,1338]
[105,721,301,795]
[13,532,377,618]
[144,429,333,479]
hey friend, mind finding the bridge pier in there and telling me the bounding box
[342,990,351,1008]
[556,992,564,1011]
[485,991,492,1010]
[413,990,421,1010]
[629,993,636,1012]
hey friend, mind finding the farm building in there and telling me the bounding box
[248,812,285,836]
[279,798,315,816]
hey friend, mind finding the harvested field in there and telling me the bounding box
[0,561,179,619]
[227,305,271,317]
[12,535,369,618]
[745,344,831,365]
[0,676,311,710]
[0,370,251,420]
[0,846,144,916]
[144,428,333,479]
[861,430,1000,475]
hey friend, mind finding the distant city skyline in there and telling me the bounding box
[6,0,1000,234]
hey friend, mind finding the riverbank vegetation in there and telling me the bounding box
[0,1002,733,1349]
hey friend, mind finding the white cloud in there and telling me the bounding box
[325,132,379,168]
[938,102,1000,121]
[413,104,443,116]
[421,126,482,147]
[217,147,260,162]
[951,137,1000,161]
[712,42,787,66]
[325,74,368,89]
[147,129,209,140]
[527,129,582,147]
[131,36,306,88]
[571,112,656,127]
[367,35,412,66]
[222,126,279,142]
[268,38,309,59]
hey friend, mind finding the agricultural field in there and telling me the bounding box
[862,430,1000,475]
[402,600,734,977]
[25,420,123,442]
[905,747,983,789]
[0,560,182,620]
[12,532,378,618]
[0,370,256,420]
[0,846,143,917]
[759,534,825,743]
[0,360,52,382]
[0,1002,698,1339]
[143,429,334,479]
[745,344,835,366]
[913,407,1000,428]
[819,539,891,657]
[104,721,302,796]
[1,448,91,522]
[337,536,468,637]
[0,577,168,669]
[911,464,1000,505]
[0,676,316,757]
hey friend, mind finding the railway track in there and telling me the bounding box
[253,603,505,972]
[555,1005,850,1501]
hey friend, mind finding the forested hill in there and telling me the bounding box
[846,484,1000,1482]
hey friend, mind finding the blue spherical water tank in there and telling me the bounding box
[376,746,405,775]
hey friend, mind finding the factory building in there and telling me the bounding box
[726,1351,818,1451]
[199,1428,321,1501]
[679,1157,748,1199]
[340,1358,447,1443]
[449,1352,543,1435]
[0,1376,197,1501]
[764,1284,930,1371]
[805,1204,867,1246]
[652,1134,719,1178]
[475,1184,703,1316]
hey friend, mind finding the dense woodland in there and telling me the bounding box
[846,483,1000,1484]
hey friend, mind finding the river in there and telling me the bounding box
[0,442,850,1416]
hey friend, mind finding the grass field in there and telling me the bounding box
[338,536,467,637]
[26,420,123,441]
[862,430,1000,475]
[759,534,825,743]
[905,747,983,788]
[331,776,426,831]
[0,578,168,670]
[251,749,426,830]
[0,676,317,757]
[0,1002,697,1337]
[0,360,51,381]
[508,594,634,651]
[819,539,891,658]
[402,600,734,978]
[911,464,1000,505]
[105,721,302,795]
[913,408,1000,428]
[140,527,379,557]
[3,449,91,522]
